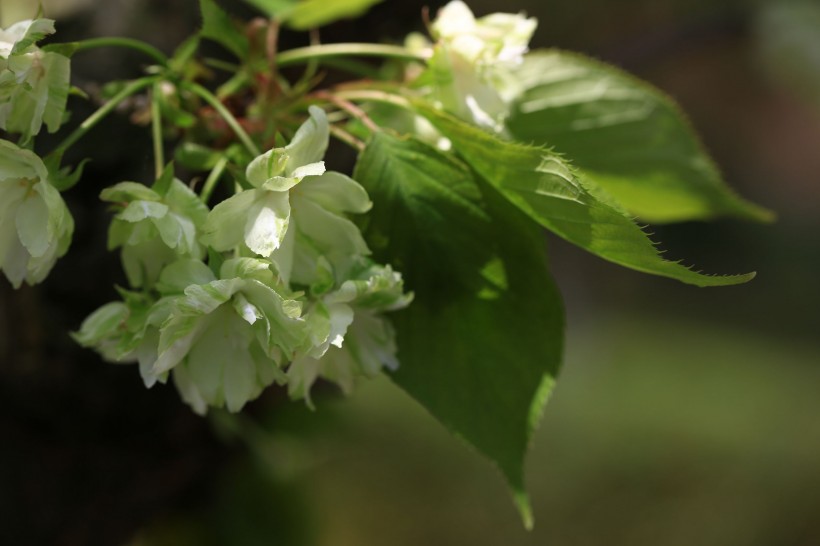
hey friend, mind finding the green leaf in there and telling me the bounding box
[507,50,773,224]
[242,0,382,29]
[151,162,176,196]
[241,0,297,18]
[199,0,250,59]
[353,132,564,527]
[416,102,757,287]
[286,0,383,29]
[170,35,201,73]
[174,142,222,171]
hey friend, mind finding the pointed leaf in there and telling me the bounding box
[507,50,772,223]
[354,132,564,526]
[416,102,756,287]
[199,0,250,58]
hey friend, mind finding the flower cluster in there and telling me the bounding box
[0,139,73,287]
[76,107,412,413]
[0,18,74,288]
[0,18,71,141]
[410,0,536,131]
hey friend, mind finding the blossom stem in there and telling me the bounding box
[51,76,158,158]
[277,43,428,68]
[332,89,413,111]
[314,90,380,133]
[328,124,365,152]
[183,82,261,157]
[200,155,229,205]
[151,83,164,178]
[72,37,169,67]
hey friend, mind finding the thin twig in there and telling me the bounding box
[314,90,380,133]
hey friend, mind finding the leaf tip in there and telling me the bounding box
[512,488,534,530]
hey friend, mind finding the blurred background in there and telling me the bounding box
[1,0,819,544]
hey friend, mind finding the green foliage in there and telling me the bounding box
[354,133,563,525]
[199,0,249,58]
[242,0,383,29]
[0,0,771,528]
[415,102,756,287]
[506,50,773,223]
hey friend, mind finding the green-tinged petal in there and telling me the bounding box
[15,189,52,257]
[177,278,244,315]
[220,257,277,286]
[35,180,70,245]
[1,236,28,288]
[0,182,26,269]
[187,306,256,411]
[297,171,372,214]
[241,279,307,358]
[100,182,161,203]
[39,52,70,133]
[156,258,216,294]
[308,302,353,358]
[290,162,326,180]
[251,341,285,387]
[259,175,303,192]
[285,105,329,172]
[120,236,178,288]
[246,148,289,188]
[244,190,290,257]
[233,292,263,325]
[268,216,296,285]
[343,310,399,376]
[155,313,208,373]
[73,302,129,347]
[291,194,370,264]
[153,211,199,254]
[0,139,48,180]
[201,189,258,251]
[165,179,209,227]
[172,360,208,415]
[137,329,162,388]
[7,19,56,55]
[119,200,169,222]
[287,356,321,407]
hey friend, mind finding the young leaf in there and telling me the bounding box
[241,0,297,18]
[506,50,772,223]
[285,0,383,30]
[354,132,563,527]
[199,0,250,59]
[241,0,381,28]
[415,102,756,287]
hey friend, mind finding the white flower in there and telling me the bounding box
[203,106,372,286]
[0,19,71,140]
[0,139,73,288]
[148,258,308,414]
[424,1,537,131]
[101,173,210,288]
[287,263,412,404]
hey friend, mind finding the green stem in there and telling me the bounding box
[277,43,428,68]
[201,155,229,205]
[51,76,158,157]
[151,83,164,178]
[72,37,169,67]
[332,89,412,111]
[184,82,261,157]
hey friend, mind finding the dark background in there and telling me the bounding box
[1,0,818,544]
